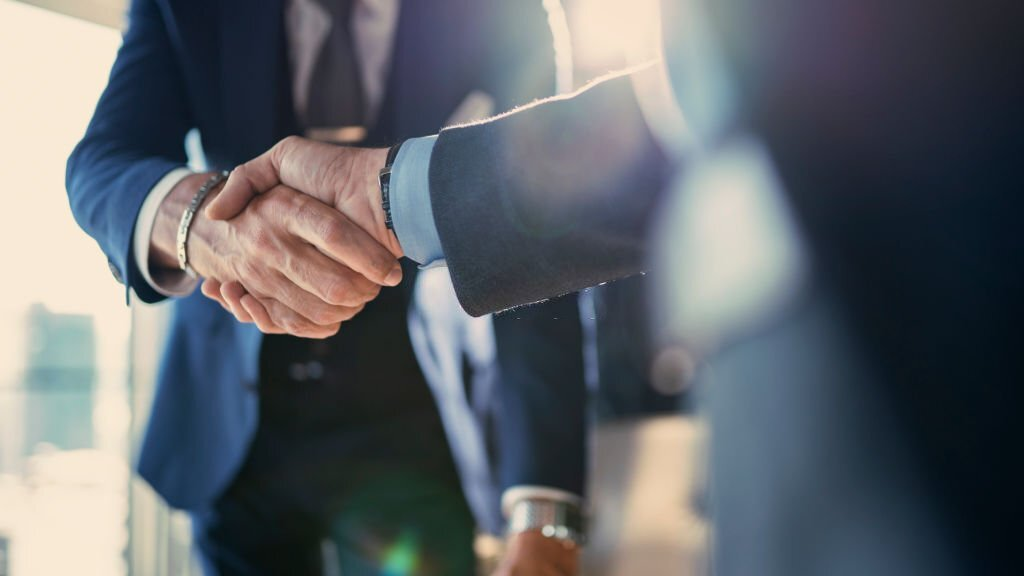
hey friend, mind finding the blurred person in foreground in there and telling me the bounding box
[205,0,1023,573]
[66,0,590,573]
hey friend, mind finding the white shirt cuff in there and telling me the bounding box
[133,167,200,297]
[501,486,584,518]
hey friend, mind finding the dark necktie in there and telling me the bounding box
[305,0,365,135]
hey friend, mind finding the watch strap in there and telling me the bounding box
[378,140,406,230]
[507,498,586,547]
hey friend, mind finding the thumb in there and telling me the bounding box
[205,170,257,220]
[205,137,297,220]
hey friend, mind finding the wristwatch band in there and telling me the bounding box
[177,170,230,278]
[378,140,405,230]
[507,498,586,547]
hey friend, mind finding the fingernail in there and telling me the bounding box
[384,266,402,286]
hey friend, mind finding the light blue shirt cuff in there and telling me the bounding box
[390,135,447,268]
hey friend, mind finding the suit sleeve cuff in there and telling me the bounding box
[132,167,200,298]
[389,135,447,268]
[501,486,584,519]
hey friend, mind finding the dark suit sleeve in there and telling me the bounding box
[428,70,674,316]
[66,0,193,304]
[493,294,587,498]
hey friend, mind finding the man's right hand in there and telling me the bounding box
[198,137,403,335]
[206,136,400,257]
[149,172,402,338]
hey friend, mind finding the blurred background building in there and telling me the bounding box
[20,305,97,456]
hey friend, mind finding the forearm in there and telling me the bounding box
[495,294,588,497]
[65,0,194,302]
[428,65,674,316]
[66,149,187,303]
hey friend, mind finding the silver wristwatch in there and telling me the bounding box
[507,499,586,547]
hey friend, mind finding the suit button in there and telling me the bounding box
[288,361,324,383]
[650,345,696,395]
[108,260,124,284]
[306,361,324,380]
[288,363,308,382]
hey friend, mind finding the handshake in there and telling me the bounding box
[154,136,405,338]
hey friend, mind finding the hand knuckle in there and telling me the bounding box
[326,305,348,324]
[287,190,307,210]
[295,196,329,229]
[317,215,345,244]
[364,283,382,300]
[280,316,302,334]
[247,228,273,253]
[262,187,288,209]
[376,255,398,276]
[310,307,336,326]
[341,305,364,321]
[324,279,353,306]
[234,261,255,283]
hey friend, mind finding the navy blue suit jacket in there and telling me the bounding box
[67,0,584,510]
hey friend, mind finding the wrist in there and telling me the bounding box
[151,171,230,279]
[151,172,218,271]
[382,135,444,266]
[361,147,403,257]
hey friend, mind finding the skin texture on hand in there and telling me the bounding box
[207,137,400,257]
[493,531,579,576]
[199,137,401,335]
[149,171,399,338]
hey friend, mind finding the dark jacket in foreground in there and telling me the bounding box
[423,0,1024,572]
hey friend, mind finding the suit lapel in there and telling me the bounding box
[220,0,285,162]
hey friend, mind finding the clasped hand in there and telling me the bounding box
[182,136,402,337]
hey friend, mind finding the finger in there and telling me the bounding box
[243,286,365,333]
[245,295,341,339]
[288,193,403,286]
[205,167,262,220]
[201,279,232,312]
[220,281,256,324]
[206,136,334,220]
[252,270,357,327]
[238,295,286,335]
[205,146,283,220]
[279,242,383,307]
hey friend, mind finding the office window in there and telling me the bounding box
[0,2,131,574]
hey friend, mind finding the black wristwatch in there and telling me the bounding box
[378,140,405,230]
